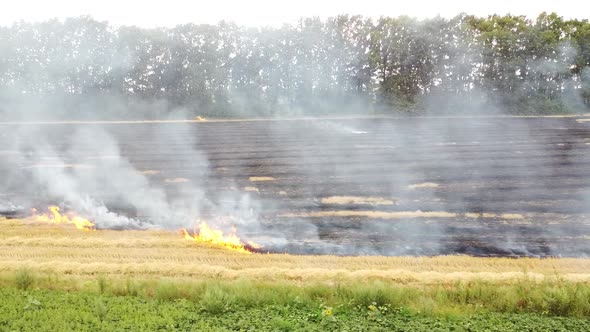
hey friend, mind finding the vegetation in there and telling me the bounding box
[3,218,590,330]
[14,268,35,290]
[1,13,589,119]
[1,221,590,283]
[1,276,590,331]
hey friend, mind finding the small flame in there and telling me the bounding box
[32,206,95,231]
[182,221,260,254]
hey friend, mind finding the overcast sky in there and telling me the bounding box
[0,0,587,27]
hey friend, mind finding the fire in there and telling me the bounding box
[32,206,95,231]
[182,221,261,254]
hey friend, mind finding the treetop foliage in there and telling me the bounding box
[1,13,589,118]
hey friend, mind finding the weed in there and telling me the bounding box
[15,269,34,290]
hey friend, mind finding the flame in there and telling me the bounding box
[182,221,261,254]
[32,206,95,231]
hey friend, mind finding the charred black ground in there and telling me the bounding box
[1,117,590,257]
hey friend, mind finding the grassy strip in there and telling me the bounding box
[5,269,590,318]
[1,287,589,332]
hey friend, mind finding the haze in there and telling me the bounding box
[0,0,587,27]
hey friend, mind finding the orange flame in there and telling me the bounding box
[182,221,261,254]
[32,206,95,231]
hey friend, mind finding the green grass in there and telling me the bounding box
[0,287,588,332]
[2,272,590,331]
[3,272,590,318]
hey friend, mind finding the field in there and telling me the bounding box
[2,116,590,256]
[1,221,590,330]
[1,223,590,330]
[2,219,590,282]
[1,116,590,330]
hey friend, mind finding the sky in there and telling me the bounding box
[0,0,587,27]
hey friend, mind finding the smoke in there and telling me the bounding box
[2,100,590,257]
[1,15,589,258]
[11,125,157,229]
[252,113,589,257]
[0,119,252,234]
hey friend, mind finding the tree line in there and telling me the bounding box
[0,13,589,118]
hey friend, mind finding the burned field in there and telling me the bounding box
[1,116,590,258]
